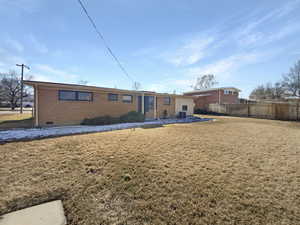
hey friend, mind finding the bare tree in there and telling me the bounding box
[249,82,285,100]
[282,60,300,97]
[132,82,141,91]
[0,70,31,110]
[249,85,267,100]
[192,74,218,90]
[273,82,285,99]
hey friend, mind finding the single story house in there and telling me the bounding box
[24,80,195,126]
[184,87,241,110]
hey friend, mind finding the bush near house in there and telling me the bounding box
[81,111,145,125]
[194,108,226,116]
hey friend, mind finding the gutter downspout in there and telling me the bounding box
[35,84,39,127]
[154,95,157,119]
[218,88,221,105]
[142,93,145,115]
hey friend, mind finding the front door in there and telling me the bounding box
[138,95,155,119]
[144,96,154,119]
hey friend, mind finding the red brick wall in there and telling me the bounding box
[185,90,239,110]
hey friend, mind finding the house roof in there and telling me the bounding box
[24,80,194,98]
[184,87,241,95]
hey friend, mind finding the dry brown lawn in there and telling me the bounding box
[0,113,33,130]
[1,116,300,225]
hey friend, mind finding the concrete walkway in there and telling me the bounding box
[0,117,212,143]
[0,200,66,225]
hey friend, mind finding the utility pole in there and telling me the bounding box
[16,64,30,114]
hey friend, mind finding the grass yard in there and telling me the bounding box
[0,116,300,225]
[0,113,33,130]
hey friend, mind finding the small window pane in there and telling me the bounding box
[182,105,188,111]
[59,91,76,100]
[108,93,118,101]
[122,95,132,103]
[164,97,171,105]
[78,92,92,101]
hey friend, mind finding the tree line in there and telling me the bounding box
[250,60,300,100]
[0,70,32,110]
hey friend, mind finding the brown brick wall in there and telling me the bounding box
[156,96,176,118]
[36,85,176,126]
[37,86,138,126]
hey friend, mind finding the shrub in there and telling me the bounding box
[81,115,118,125]
[163,110,168,119]
[194,108,209,114]
[194,108,227,116]
[81,111,145,125]
[120,111,145,123]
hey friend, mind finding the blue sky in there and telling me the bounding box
[1,0,300,98]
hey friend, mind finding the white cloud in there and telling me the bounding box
[188,52,261,80]
[161,36,215,66]
[27,34,48,54]
[235,0,300,47]
[34,64,79,81]
[170,49,283,91]
[239,0,299,36]
[146,83,168,93]
[267,22,300,43]
[31,73,53,82]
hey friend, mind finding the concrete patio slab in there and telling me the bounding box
[0,200,66,225]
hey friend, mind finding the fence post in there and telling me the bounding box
[296,99,299,121]
[247,104,250,117]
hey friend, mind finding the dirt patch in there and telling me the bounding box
[1,116,300,224]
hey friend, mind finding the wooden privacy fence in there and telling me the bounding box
[209,102,300,121]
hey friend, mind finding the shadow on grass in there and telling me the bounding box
[0,118,34,130]
[140,124,164,129]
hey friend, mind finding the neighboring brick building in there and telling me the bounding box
[184,87,240,111]
[24,80,195,126]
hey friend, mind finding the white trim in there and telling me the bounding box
[35,85,39,127]
[141,93,145,114]
[154,96,157,119]
[184,87,241,95]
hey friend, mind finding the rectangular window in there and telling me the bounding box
[58,90,93,101]
[59,90,76,101]
[224,90,230,95]
[122,95,133,103]
[108,93,118,101]
[78,92,93,101]
[164,96,171,105]
[182,105,188,111]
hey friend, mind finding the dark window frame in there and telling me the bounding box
[182,105,188,111]
[58,90,93,102]
[108,93,118,101]
[163,96,171,105]
[122,94,133,103]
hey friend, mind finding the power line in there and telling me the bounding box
[77,0,135,83]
